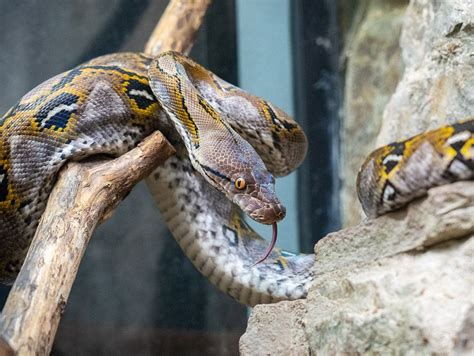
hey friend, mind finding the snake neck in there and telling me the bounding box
[146,153,314,306]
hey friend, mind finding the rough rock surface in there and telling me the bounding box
[341,0,406,226]
[306,236,473,355]
[377,0,474,145]
[241,0,474,354]
[239,301,309,356]
[240,182,474,355]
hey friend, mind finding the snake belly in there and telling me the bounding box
[0,50,472,306]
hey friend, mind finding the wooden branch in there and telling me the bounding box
[0,336,13,356]
[144,0,212,55]
[0,134,174,354]
[0,0,213,353]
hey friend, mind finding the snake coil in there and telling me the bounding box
[0,51,472,305]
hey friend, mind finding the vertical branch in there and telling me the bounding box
[145,0,212,55]
[0,0,213,353]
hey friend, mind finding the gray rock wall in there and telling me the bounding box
[241,0,474,353]
[378,0,474,145]
[241,182,474,355]
[341,0,406,226]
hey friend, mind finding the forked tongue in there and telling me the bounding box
[251,222,278,266]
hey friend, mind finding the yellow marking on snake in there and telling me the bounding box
[0,50,472,306]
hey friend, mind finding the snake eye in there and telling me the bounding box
[235,177,246,190]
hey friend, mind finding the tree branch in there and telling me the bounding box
[144,0,212,55]
[0,0,213,354]
[0,134,175,355]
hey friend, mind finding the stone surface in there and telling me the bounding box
[240,182,474,354]
[306,235,474,355]
[341,0,407,227]
[377,0,474,145]
[315,182,474,275]
[239,301,309,356]
[241,0,474,354]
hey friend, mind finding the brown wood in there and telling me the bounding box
[0,336,14,356]
[0,134,175,355]
[0,0,213,353]
[144,0,212,56]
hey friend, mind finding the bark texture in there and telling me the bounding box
[0,0,212,354]
[144,0,212,56]
[241,0,474,354]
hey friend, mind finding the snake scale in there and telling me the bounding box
[0,51,473,306]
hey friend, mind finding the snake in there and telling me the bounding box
[0,51,473,306]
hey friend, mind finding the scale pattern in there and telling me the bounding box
[0,52,311,305]
[0,51,472,305]
[357,119,473,217]
[0,53,163,280]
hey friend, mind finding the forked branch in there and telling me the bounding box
[0,0,213,354]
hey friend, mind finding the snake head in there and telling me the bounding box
[231,169,286,225]
[197,132,286,225]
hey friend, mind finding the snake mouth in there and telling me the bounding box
[248,203,286,224]
[234,194,286,224]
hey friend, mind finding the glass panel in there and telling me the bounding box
[292,0,342,251]
[236,0,299,252]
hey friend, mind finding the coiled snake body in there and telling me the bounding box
[0,52,473,306]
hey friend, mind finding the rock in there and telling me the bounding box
[377,0,474,145]
[241,0,474,353]
[239,301,309,356]
[306,235,473,355]
[240,182,474,354]
[315,182,474,274]
[341,0,407,226]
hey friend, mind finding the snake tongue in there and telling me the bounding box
[251,222,278,266]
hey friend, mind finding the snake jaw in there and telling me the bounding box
[248,202,286,224]
[234,192,286,225]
